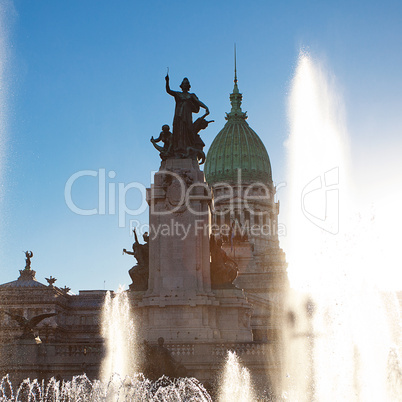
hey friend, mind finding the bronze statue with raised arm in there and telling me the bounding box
[24,250,33,269]
[123,229,149,291]
[158,74,212,164]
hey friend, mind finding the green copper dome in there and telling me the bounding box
[204,73,272,185]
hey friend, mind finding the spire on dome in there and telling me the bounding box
[234,44,238,86]
[226,44,247,120]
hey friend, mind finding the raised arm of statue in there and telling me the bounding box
[133,229,139,244]
[165,74,176,96]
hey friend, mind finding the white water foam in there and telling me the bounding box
[100,289,137,382]
[218,351,256,402]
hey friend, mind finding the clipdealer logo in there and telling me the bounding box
[64,167,287,233]
[64,169,148,227]
[301,167,339,234]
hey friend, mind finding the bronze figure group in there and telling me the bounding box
[151,74,213,164]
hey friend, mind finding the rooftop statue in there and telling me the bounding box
[18,250,37,281]
[151,74,213,164]
[45,276,57,287]
[24,251,33,270]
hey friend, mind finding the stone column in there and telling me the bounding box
[140,158,218,342]
[146,158,212,298]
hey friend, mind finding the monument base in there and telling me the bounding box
[130,286,253,343]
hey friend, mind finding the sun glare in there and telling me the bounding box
[283,51,402,400]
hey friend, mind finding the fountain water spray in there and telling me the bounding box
[0,373,213,401]
[218,351,256,402]
[100,288,137,382]
[282,51,402,401]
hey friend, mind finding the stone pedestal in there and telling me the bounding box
[145,158,212,299]
[133,158,253,344]
[212,288,253,342]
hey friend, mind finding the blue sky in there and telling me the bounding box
[0,0,401,292]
